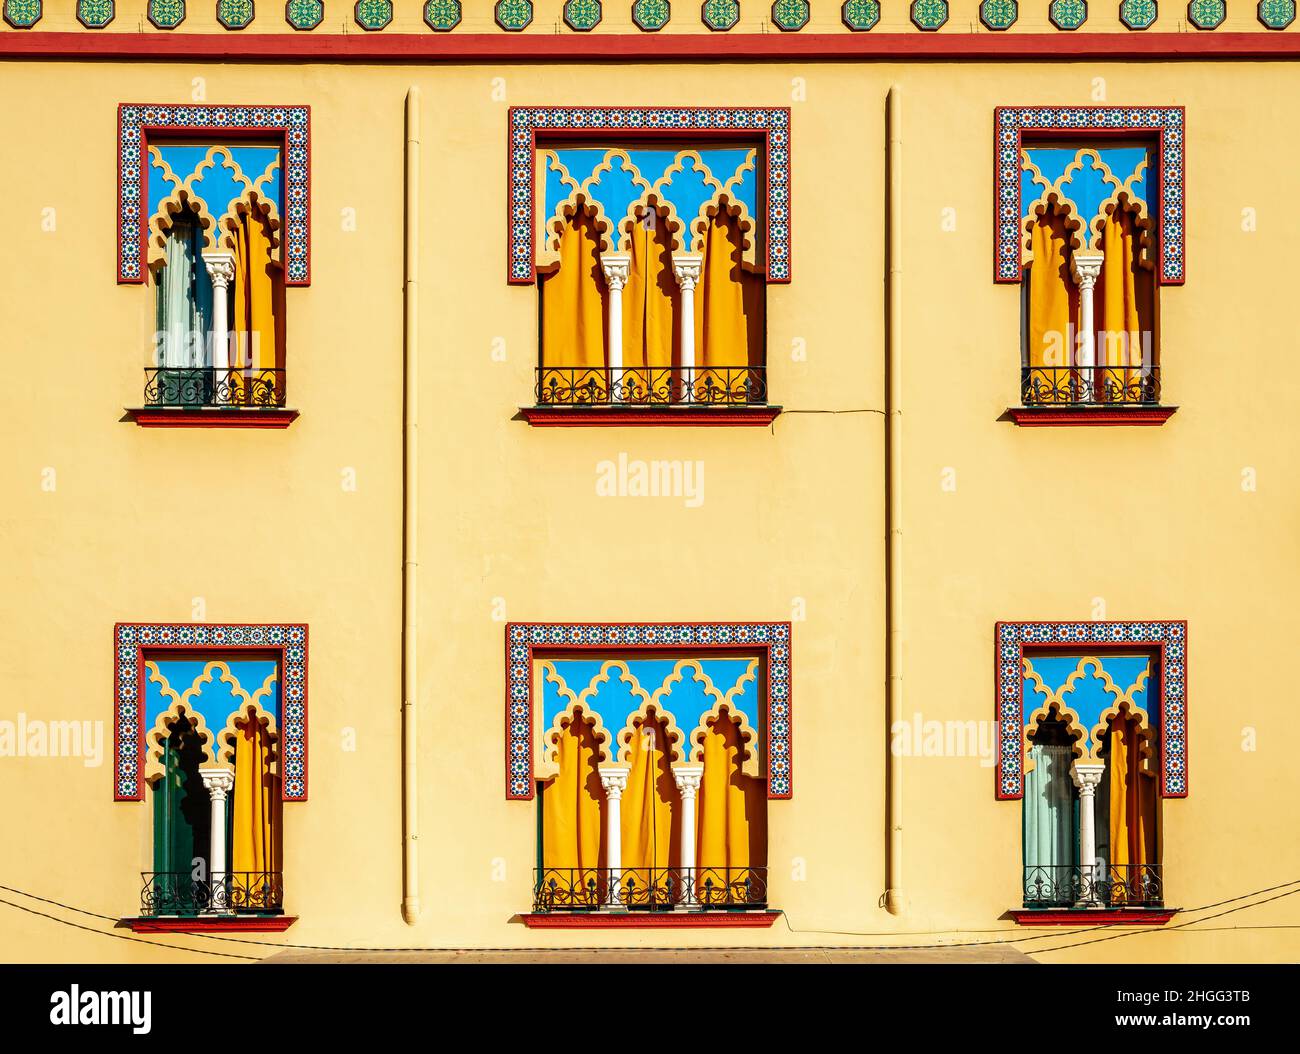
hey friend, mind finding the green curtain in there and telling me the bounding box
[1023,743,1077,871]
[155,210,213,372]
[151,724,210,877]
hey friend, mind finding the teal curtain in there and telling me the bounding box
[150,724,213,915]
[151,724,210,875]
[155,212,213,370]
[1023,743,1077,870]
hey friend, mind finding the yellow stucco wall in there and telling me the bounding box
[1,43,1297,963]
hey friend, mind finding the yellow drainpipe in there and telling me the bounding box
[884,85,905,916]
[401,85,421,926]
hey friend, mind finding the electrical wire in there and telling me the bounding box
[2,877,1297,960]
[0,896,259,961]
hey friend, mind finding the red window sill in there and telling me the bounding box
[1006,406,1177,427]
[518,911,781,929]
[1008,908,1176,927]
[125,408,300,429]
[520,406,781,428]
[123,915,298,933]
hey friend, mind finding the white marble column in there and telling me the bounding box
[1071,761,1106,907]
[672,253,703,404]
[600,253,631,403]
[672,763,703,903]
[199,767,235,914]
[202,251,236,404]
[599,764,629,906]
[1071,252,1104,400]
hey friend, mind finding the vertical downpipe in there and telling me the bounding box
[884,85,905,916]
[401,86,422,926]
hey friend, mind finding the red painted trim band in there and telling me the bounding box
[518,911,781,929]
[124,915,298,933]
[5,33,1300,61]
[1007,406,1178,427]
[521,407,781,427]
[1008,908,1176,927]
[127,408,300,428]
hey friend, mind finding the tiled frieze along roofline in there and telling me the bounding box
[6,0,1300,60]
[4,1,1296,37]
[7,30,1300,59]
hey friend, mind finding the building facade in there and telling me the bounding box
[1,2,1298,963]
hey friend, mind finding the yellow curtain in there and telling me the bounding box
[540,210,608,401]
[622,208,679,402]
[1026,212,1078,403]
[621,717,680,878]
[1097,207,1154,402]
[695,209,764,400]
[229,211,284,404]
[697,715,767,881]
[1106,714,1157,900]
[231,716,280,879]
[542,717,607,879]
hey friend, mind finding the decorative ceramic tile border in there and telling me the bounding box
[114,622,309,802]
[507,106,791,284]
[994,621,1187,800]
[506,622,792,800]
[994,105,1185,285]
[117,103,311,286]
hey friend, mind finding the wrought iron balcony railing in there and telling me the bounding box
[536,366,767,408]
[144,367,287,409]
[140,871,284,917]
[1022,864,1163,909]
[1021,365,1160,407]
[532,866,767,913]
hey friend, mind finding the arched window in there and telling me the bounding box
[1021,145,1159,408]
[1019,653,1163,912]
[535,146,767,412]
[142,141,290,413]
[140,658,285,918]
[533,655,769,915]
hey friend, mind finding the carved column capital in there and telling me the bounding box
[1070,761,1106,793]
[199,767,235,801]
[202,251,237,290]
[672,252,703,292]
[598,763,630,800]
[600,252,631,293]
[1070,251,1104,291]
[672,763,704,799]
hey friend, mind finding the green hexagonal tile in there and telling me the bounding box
[1187,0,1225,26]
[911,0,948,28]
[633,0,671,27]
[1258,0,1295,25]
[217,0,255,29]
[1049,0,1088,28]
[841,0,880,29]
[563,0,601,29]
[979,0,1017,27]
[495,0,533,30]
[286,0,322,29]
[354,0,390,29]
[1119,0,1157,27]
[771,0,809,28]
[702,0,740,29]
[424,0,461,30]
[3,0,40,28]
[78,0,115,27]
[148,0,185,28]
